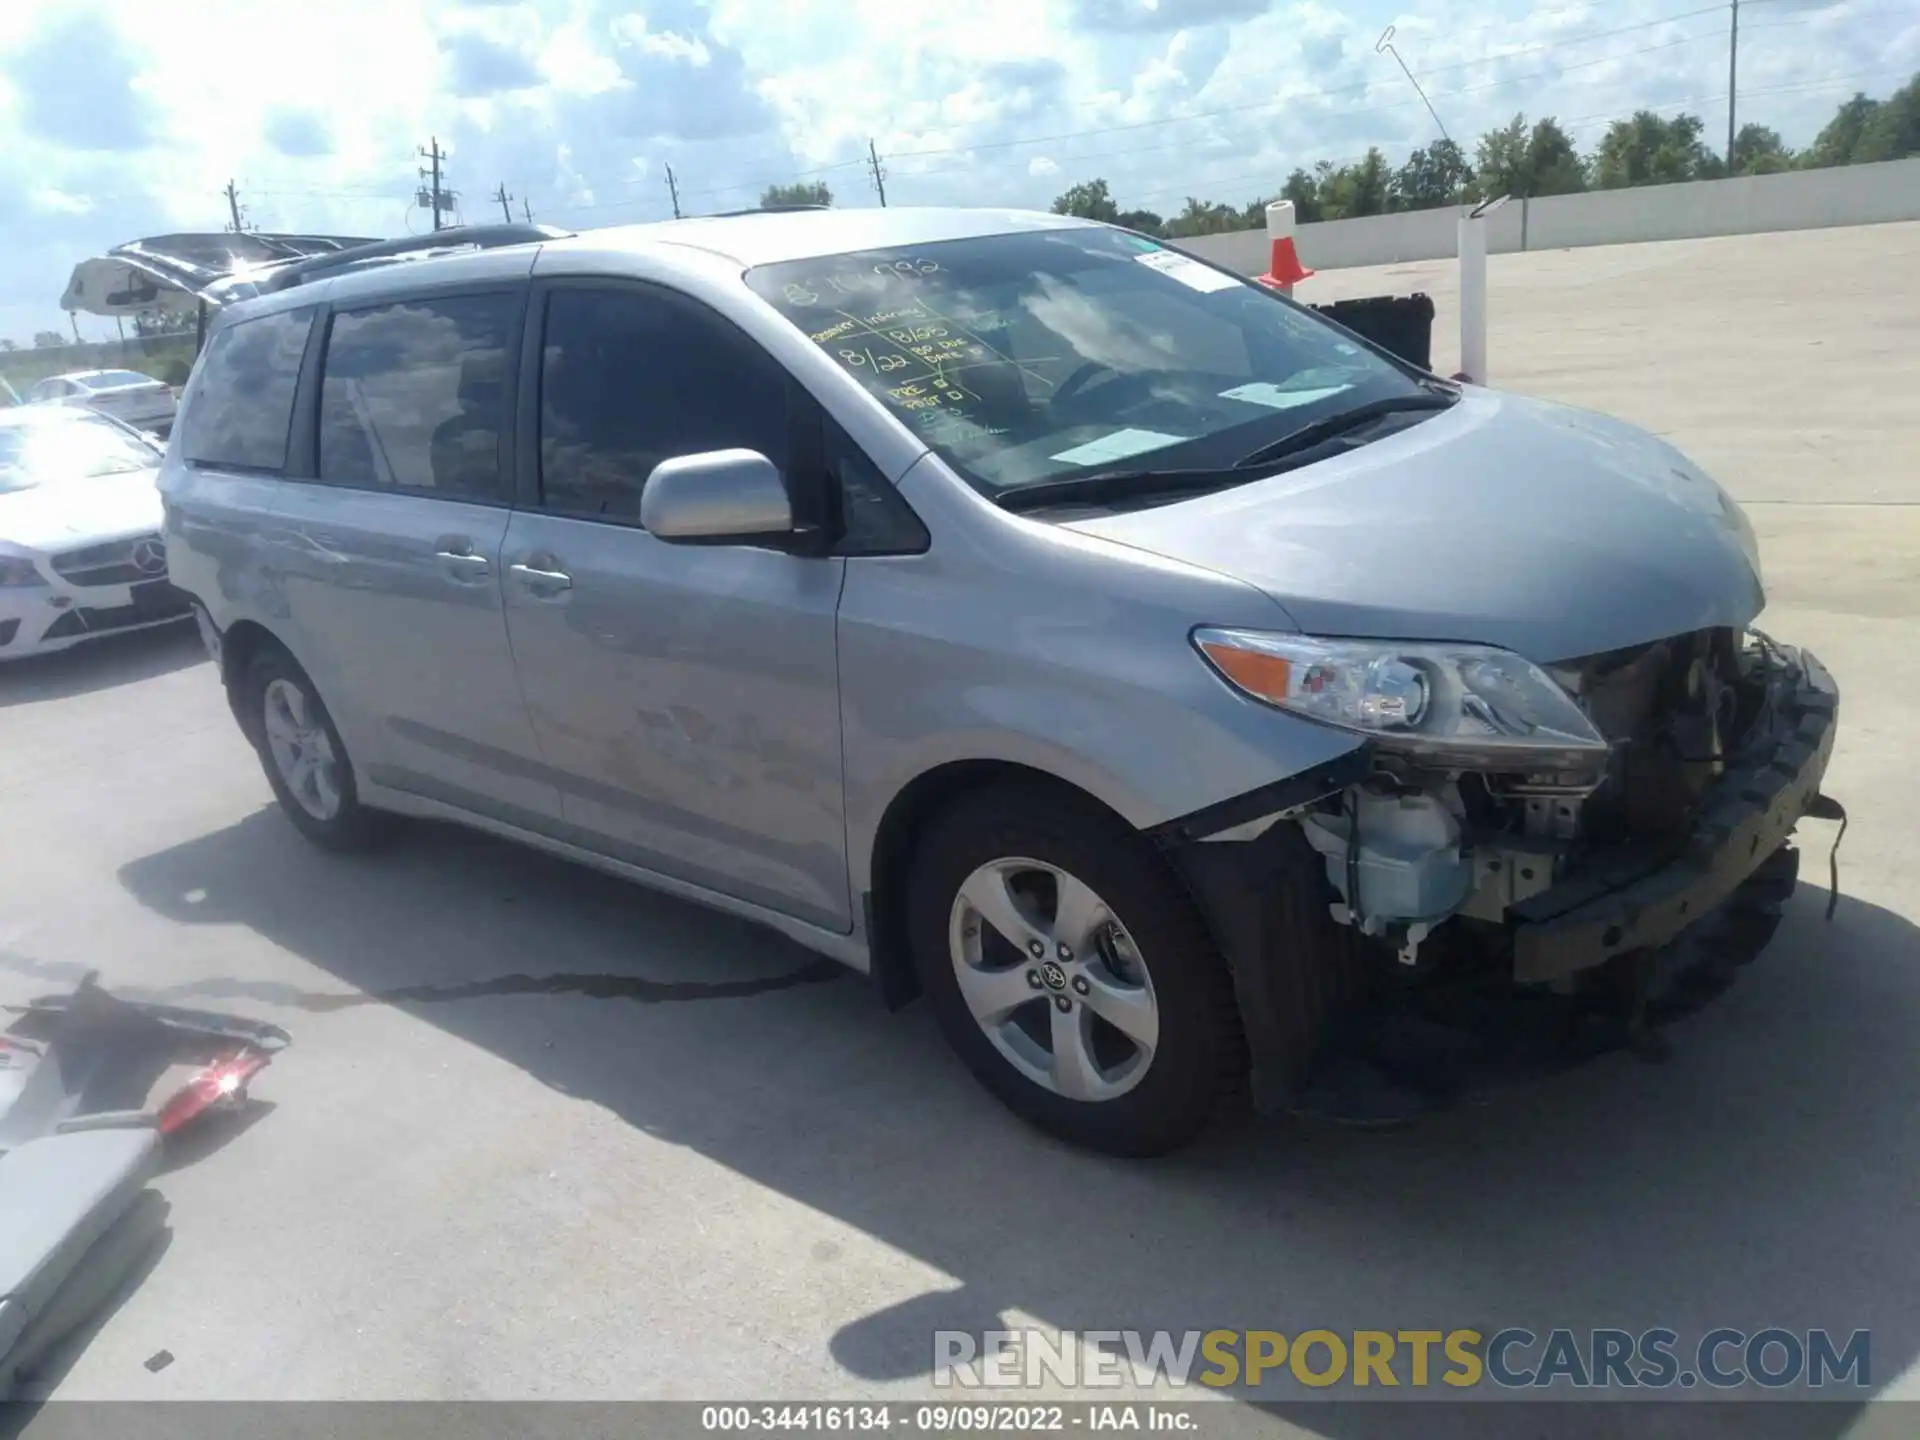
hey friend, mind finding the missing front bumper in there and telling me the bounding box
[1506,644,1840,984]
[1158,642,1841,1118]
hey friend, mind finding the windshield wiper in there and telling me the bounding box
[1231,391,1456,470]
[996,391,1460,515]
[996,464,1252,514]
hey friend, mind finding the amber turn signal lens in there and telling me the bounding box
[1198,640,1291,702]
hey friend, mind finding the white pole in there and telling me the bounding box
[1457,208,1487,386]
[1455,196,1508,385]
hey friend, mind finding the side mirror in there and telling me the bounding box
[639,449,795,543]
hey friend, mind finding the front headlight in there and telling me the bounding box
[0,554,48,588]
[1192,627,1609,770]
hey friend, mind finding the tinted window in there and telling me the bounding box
[744,228,1422,496]
[85,370,156,388]
[178,306,315,472]
[538,287,789,521]
[319,293,517,501]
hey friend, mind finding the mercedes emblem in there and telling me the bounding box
[131,537,168,577]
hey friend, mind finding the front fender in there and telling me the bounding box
[838,603,1364,900]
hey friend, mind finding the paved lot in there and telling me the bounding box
[4,222,1919,1435]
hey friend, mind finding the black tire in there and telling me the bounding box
[238,645,394,852]
[907,780,1245,1157]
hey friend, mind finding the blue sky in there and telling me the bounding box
[0,0,1911,342]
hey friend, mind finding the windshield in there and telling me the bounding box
[745,226,1424,495]
[84,370,157,389]
[0,410,160,493]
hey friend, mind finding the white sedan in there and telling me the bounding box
[21,368,178,436]
[0,405,192,659]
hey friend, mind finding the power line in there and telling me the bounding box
[885,2,1736,162]
[551,0,1868,216]
[1114,67,1899,208]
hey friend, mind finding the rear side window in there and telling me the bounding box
[538,286,789,521]
[178,306,315,472]
[318,293,517,502]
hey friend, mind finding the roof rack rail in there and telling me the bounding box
[704,205,832,218]
[260,223,575,294]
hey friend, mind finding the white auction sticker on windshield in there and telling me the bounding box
[1049,428,1188,466]
[1218,382,1353,411]
[1133,250,1241,293]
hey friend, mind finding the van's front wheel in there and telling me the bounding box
[908,784,1244,1156]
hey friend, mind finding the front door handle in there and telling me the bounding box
[509,560,573,595]
[434,549,492,584]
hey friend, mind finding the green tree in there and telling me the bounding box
[1801,93,1882,168]
[761,181,832,208]
[1854,72,1920,163]
[1278,168,1321,224]
[1113,209,1165,235]
[1390,138,1472,210]
[1731,123,1793,175]
[33,331,66,349]
[0,339,16,352]
[1591,111,1717,189]
[1315,147,1391,219]
[1163,196,1242,237]
[1049,178,1121,223]
[1474,114,1587,199]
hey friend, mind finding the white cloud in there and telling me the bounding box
[0,0,1912,341]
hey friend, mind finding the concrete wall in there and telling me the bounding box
[1172,156,1920,275]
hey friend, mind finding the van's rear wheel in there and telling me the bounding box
[908,783,1244,1156]
[241,647,392,851]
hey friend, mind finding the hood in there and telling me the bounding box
[0,469,164,552]
[1063,389,1765,663]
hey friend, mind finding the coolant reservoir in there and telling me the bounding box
[1301,790,1472,923]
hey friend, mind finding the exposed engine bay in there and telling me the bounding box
[1293,627,1832,980]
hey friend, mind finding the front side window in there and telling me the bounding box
[538,287,790,522]
[745,227,1425,496]
[318,293,517,500]
[177,305,315,472]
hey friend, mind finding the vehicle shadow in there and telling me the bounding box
[0,623,203,708]
[113,808,1917,1436]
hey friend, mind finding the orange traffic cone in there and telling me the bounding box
[1257,200,1315,295]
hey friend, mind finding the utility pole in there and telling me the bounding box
[494,183,515,222]
[416,137,456,231]
[666,163,682,219]
[521,198,534,223]
[223,179,246,232]
[1726,0,1741,171]
[867,139,888,207]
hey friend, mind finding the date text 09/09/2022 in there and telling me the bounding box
[701,1406,1193,1432]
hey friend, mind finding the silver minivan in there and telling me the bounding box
[160,208,1839,1154]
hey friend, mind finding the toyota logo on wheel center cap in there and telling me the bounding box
[131,538,167,576]
[1039,960,1068,991]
